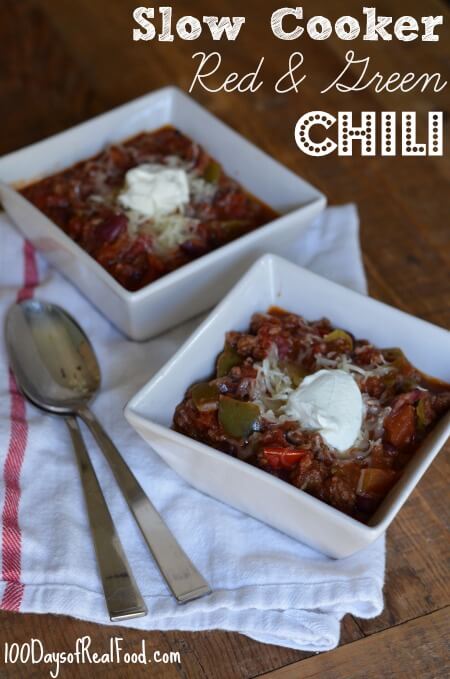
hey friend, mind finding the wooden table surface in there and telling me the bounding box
[1,1,449,677]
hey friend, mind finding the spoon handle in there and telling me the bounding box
[78,407,211,604]
[65,416,147,621]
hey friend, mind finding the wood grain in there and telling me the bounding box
[257,607,450,679]
[0,0,449,677]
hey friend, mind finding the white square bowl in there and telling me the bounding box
[0,87,325,340]
[125,254,450,558]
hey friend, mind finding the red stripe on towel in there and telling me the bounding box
[18,241,39,303]
[1,241,38,611]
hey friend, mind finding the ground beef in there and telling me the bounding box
[173,307,450,523]
[22,127,277,291]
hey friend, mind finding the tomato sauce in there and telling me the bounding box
[174,308,450,523]
[21,127,277,291]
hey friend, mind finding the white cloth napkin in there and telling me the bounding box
[0,204,384,651]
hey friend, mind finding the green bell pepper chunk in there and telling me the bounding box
[203,160,222,184]
[416,397,430,429]
[324,329,353,351]
[218,397,260,439]
[217,347,242,377]
[191,382,219,412]
[282,361,307,387]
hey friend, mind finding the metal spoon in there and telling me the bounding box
[6,305,147,622]
[5,299,211,604]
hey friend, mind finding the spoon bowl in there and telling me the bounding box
[6,299,100,413]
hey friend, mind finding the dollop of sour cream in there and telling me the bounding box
[284,369,363,453]
[118,163,189,219]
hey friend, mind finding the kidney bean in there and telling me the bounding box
[96,214,128,243]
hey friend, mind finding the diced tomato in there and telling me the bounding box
[384,404,416,448]
[262,447,307,470]
[357,468,397,496]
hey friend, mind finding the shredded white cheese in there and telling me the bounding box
[144,214,199,252]
[315,354,393,379]
[250,342,392,456]
[89,154,218,255]
[251,345,294,423]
